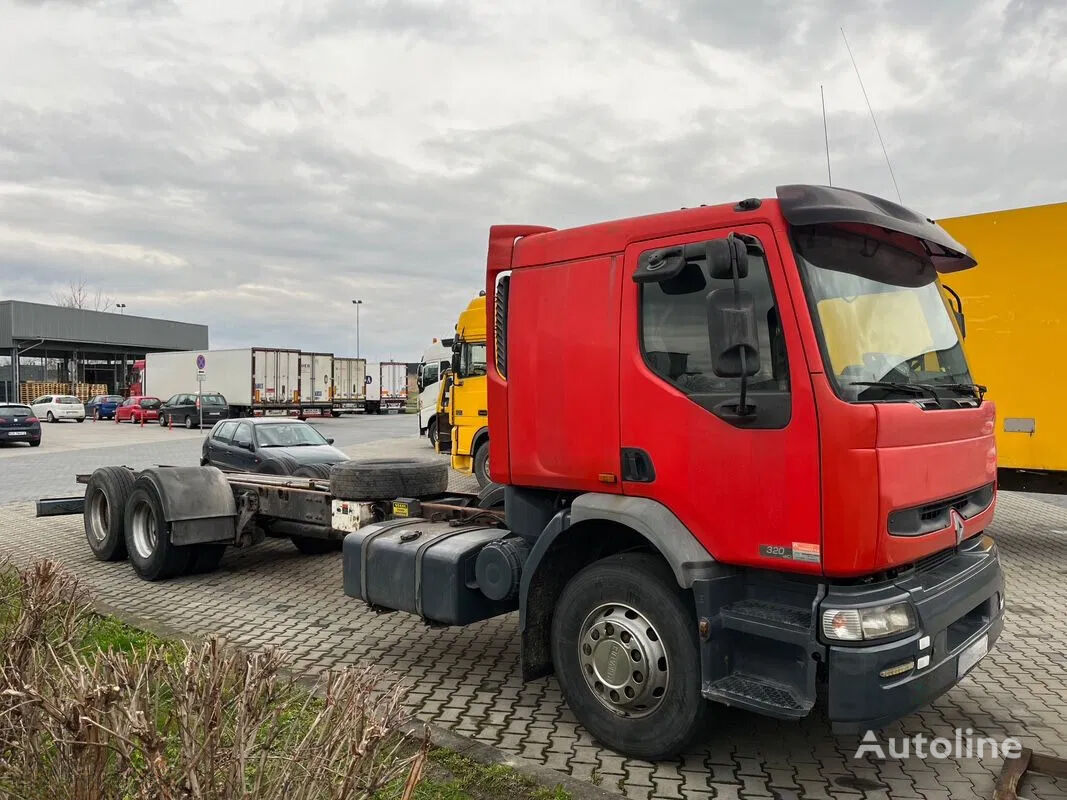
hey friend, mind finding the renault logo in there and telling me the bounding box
[950,509,965,546]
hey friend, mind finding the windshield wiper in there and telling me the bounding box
[934,382,987,401]
[849,381,941,402]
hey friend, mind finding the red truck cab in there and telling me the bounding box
[483,185,1003,757]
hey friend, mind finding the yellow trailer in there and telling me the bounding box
[939,201,1067,493]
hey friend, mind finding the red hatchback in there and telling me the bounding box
[115,396,162,423]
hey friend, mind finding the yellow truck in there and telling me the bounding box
[438,294,491,486]
[940,201,1067,494]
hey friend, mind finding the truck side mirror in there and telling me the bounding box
[942,284,966,339]
[707,289,761,378]
[706,236,749,279]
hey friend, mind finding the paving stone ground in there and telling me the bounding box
[1,436,1065,799]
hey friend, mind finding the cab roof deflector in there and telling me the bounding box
[777,184,977,272]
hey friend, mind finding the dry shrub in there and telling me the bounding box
[0,560,425,799]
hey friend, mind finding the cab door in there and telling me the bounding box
[618,222,822,573]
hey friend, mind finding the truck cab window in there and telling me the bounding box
[640,240,789,420]
[459,342,487,379]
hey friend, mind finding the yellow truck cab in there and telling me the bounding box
[445,294,490,486]
[940,202,1067,494]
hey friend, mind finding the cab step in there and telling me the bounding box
[703,673,813,719]
[719,599,813,645]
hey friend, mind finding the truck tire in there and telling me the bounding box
[83,466,135,561]
[123,481,193,580]
[290,535,341,554]
[186,544,226,574]
[254,456,299,476]
[473,441,490,488]
[427,418,439,448]
[329,458,448,500]
[476,481,506,510]
[551,553,709,760]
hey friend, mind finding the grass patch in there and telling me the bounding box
[377,746,571,800]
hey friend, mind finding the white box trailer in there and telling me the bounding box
[332,358,367,415]
[298,352,334,415]
[144,348,301,416]
[363,361,408,414]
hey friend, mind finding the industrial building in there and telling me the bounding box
[0,300,208,402]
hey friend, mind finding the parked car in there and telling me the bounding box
[30,395,85,423]
[115,396,162,423]
[0,404,41,446]
[201,417,347,474]
[159,392,230,429]
[85,394,124,421]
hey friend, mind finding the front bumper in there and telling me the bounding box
[825,534,1004,732]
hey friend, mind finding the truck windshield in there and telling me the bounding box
[793,225,974,402]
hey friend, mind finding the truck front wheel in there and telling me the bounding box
[551,553,708,760]
[473,441,490,487]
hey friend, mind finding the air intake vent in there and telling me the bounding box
[495,275,510,377]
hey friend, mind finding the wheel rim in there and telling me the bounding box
[185,416,192,429]
[578,602,669,718]
[129,497,159,560]
[87,489,109,543]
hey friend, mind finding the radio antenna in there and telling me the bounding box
[840,27,902,203]
[820,84,832,185]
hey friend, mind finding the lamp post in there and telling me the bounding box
[115,303,126,315]
[352,299,363,359]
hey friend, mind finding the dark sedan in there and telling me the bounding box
[86,394,124,421]
[160,392,229,429]
[201,417,347,474]
[0,404,42,447]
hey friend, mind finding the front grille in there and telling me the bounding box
[888,482,995,537]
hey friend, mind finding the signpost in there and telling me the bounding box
[196,355,207,429]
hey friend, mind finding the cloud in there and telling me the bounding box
[0,0,1064,360]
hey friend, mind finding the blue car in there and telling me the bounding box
[86,394,124,421]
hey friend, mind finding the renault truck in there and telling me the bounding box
[62,185,1004,761]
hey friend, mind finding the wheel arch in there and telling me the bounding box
[134,466,237,546]
[517,493,719,680]
[471,425,489,453]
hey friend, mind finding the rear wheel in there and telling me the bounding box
[551,553,708,760]
[427,418,439,448]
[83,466,135,561]
[30,440,41,447]
[76,417,84,423]
[124,481,192,580]
[46,411,55,423]
[94,409,101,421]
[184,415,194,429]
[473,441,490,488]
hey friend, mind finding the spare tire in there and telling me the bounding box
[330,458,448,501]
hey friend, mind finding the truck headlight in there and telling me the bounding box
[822,601,917,642]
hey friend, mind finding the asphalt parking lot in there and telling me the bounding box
[0,411,417,503]
[0,422,1065,799]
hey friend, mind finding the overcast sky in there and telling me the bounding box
[0,0,1063,360]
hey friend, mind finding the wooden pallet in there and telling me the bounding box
[20,382,107,404]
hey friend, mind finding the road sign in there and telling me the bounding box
[196,354,206,370]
